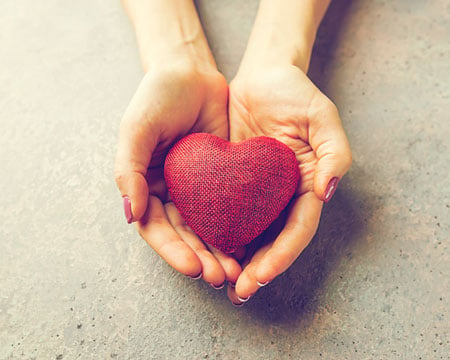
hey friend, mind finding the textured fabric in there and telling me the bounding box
[164,133,300,253]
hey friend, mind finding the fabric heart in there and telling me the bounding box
[164,133,300,253]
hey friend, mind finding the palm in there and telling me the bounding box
[229,66,328,194]
[226,66,332,301]
[142,69,229,202]
[118,65,242,287]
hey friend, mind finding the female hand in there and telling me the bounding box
[226,65,352,304]
[115,0,242,288]
[115,61,243,288]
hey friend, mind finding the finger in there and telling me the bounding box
[227,284,243,306]
[233,241,273,301]
[165,202,226,287]
[308,100,352,202]
[205,244,242,285]
[114,89,161,222]
[137,195,202,277]
[230,214,285,301]
[255,192,323,284]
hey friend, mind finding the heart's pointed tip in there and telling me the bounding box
[206,241,242,255]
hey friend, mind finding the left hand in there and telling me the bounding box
[227,65,352,304]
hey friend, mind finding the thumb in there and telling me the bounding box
[114,115,159,223]
[309,101,352,202]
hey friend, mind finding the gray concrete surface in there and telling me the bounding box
[0,0,449,359]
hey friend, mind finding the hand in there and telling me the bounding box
[115,61,242,287]
[226,65,352,304]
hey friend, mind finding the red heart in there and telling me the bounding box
[164,133,299,253]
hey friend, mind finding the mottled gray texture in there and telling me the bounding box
[0,0,449,359]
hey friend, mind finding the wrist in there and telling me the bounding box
[141,40,217,74]
[238,0,329,74]
[123,0,217,73]
[238,31,313,76]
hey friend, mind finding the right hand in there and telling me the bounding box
[114,60,242,288]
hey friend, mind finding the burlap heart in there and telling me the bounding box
[164,133,299,253]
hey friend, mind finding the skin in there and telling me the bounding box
[226,0,352,304]
[115,0,352,305]
[115,0,242,288]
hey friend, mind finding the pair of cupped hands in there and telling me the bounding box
[114,57,352,306]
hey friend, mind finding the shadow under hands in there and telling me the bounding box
[245,186,365,327]
[242,0,363,327]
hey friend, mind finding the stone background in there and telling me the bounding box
[0,0,448,359]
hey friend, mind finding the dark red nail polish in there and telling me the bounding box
[123,196,133,224]
[324,177,339,203]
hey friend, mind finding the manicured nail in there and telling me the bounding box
[237,295,251,303]
[189,272,202,280]
[232,302,244,308]
[210,282,225,290]
[324,177,339,203]
[123,196,133,223]
[257,280,270,287]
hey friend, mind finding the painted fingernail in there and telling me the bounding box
[232,302,244,308]
[257,280,270,287]
[123,196,133,224]
[189,272,202,280]
[324,177,340,203]
[237,295,251,303]
[210,282,225,290]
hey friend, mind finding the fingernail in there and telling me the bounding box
[237,295,251,303]
[257,280,270,287]
[189,272,202,280]
[324,177,339,203]
[232,302,244,308]
[123,196,133,224]
[210,282,225,290]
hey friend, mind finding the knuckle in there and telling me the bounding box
[114,171,125,186]
[330,100,339,113]
[340,149,353,171]
[263,248,293,276]
[136,226,146,239]
[289,221,316,240]
[176,223,193,234]
[309,96,341,123]
[324,100,340,119]
[149,216,167,228]
[344,151,353,169]
[262,260,282,278]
